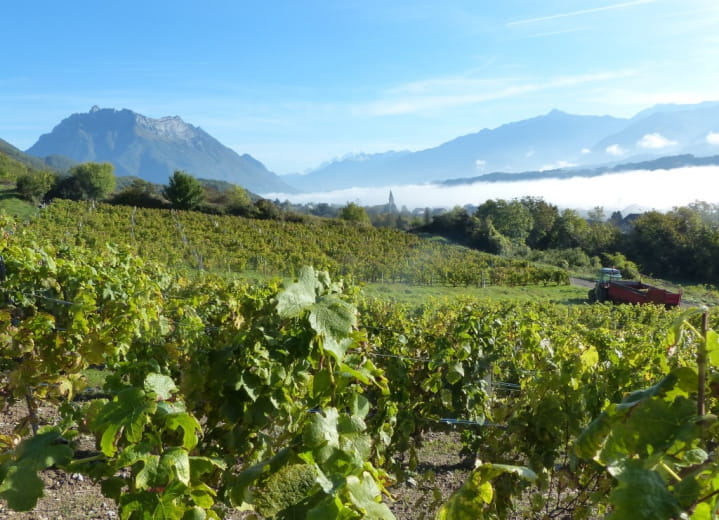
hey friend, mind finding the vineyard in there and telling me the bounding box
[1,205,719,519]
[23,200,567,288]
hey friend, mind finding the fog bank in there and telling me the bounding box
[265,165,719,212]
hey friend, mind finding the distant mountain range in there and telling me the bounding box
[10,101,719,196]
[440,153,719,186]
[284,101,719,192]
[25,106,294,194]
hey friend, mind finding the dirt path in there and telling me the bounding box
[569,277,594,289]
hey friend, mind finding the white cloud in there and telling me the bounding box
[475,159,487,169]
[525,148,535,158]
[606,144,625,156]
[507,0,656,26]
[637,133,677,149]
[540,160,576,172]
[581,148,592,154]
[707,132,719,145]
[264,165,719,212]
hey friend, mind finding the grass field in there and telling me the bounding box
[361,280,588,305]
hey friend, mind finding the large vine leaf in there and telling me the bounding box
[91,387,157,456]
[437,463,537,520]
[345,471,395,519]
[0,427,73,511]
[276,266,319,318]
[309,295,356,340]
[607,461,682,520]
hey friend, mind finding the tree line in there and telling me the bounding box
[421,196,719,284]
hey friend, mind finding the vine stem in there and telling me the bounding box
[698,309,709,418]
[25,390,39,435]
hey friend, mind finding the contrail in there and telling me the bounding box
[507,0,656,27]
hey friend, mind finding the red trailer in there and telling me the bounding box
[588,268,681,308]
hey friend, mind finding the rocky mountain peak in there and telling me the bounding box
[25,107,294,193]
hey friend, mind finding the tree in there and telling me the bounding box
[163,170,204,210]
[253,198,282,220]
[225,185,253,214]
[16,171,55,203]
[70,162,116,200]
[475,199,534,243]
[110,179,165,208]
[339,202,371,225]
[521,197,559,249]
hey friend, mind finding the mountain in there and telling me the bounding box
[284,102,719,192]
[591,103,719,162]
[281,150,411,191]
[26,106,294,194]
[0,137,76,173]
[286,110,629,191]
[440,154,719,186]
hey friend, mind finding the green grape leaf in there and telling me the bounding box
[100,477,126,501]
[321,337,353,363]
[160,447,191,486]
[350,393,370,419]
[183,506,208,520]
[436,468,493,519]
[607,462,682,520]
[307,496,345,520]
[345,472,395,519]
[309,295,356,340]
[165,413,202,451]
[135,455,162,490]
[601,395,697,469]
[189,483,217,509]
[691,502,712,520]
[277,266,319,318]
[145,373,177,401]
[706,330,719,368]
[0,463,45,511]
[91,387,157,456]
[10,427,74,470]
[446,362,464,385]
[487,463,538,482]
[580,346,599,370]
[0,427,73,511]
[189,457,227,482]
[575,409,614,460]
[437,463,536,520]
[304,408,340,450]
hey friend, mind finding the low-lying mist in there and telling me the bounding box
[267,165,719,212]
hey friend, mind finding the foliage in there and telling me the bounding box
[24,200,567,287]
[69,162,116,200]
[163,170,204,210]
[424,197,719,284]
[624,207,719,282]
[359,296,690,518]
[15,171,55,203]
[339,202,372,225]
[0,227,394,518]
[575,309,719,519]
[109,178,166,208]
[4,204,714,518]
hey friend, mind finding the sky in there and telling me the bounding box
[2,0,719,174]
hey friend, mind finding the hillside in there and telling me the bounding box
[25,199,566,287]
[26,106,295,194]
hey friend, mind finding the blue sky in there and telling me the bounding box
[2,0,719,174]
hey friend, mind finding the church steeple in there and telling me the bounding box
[387,190,398,214]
